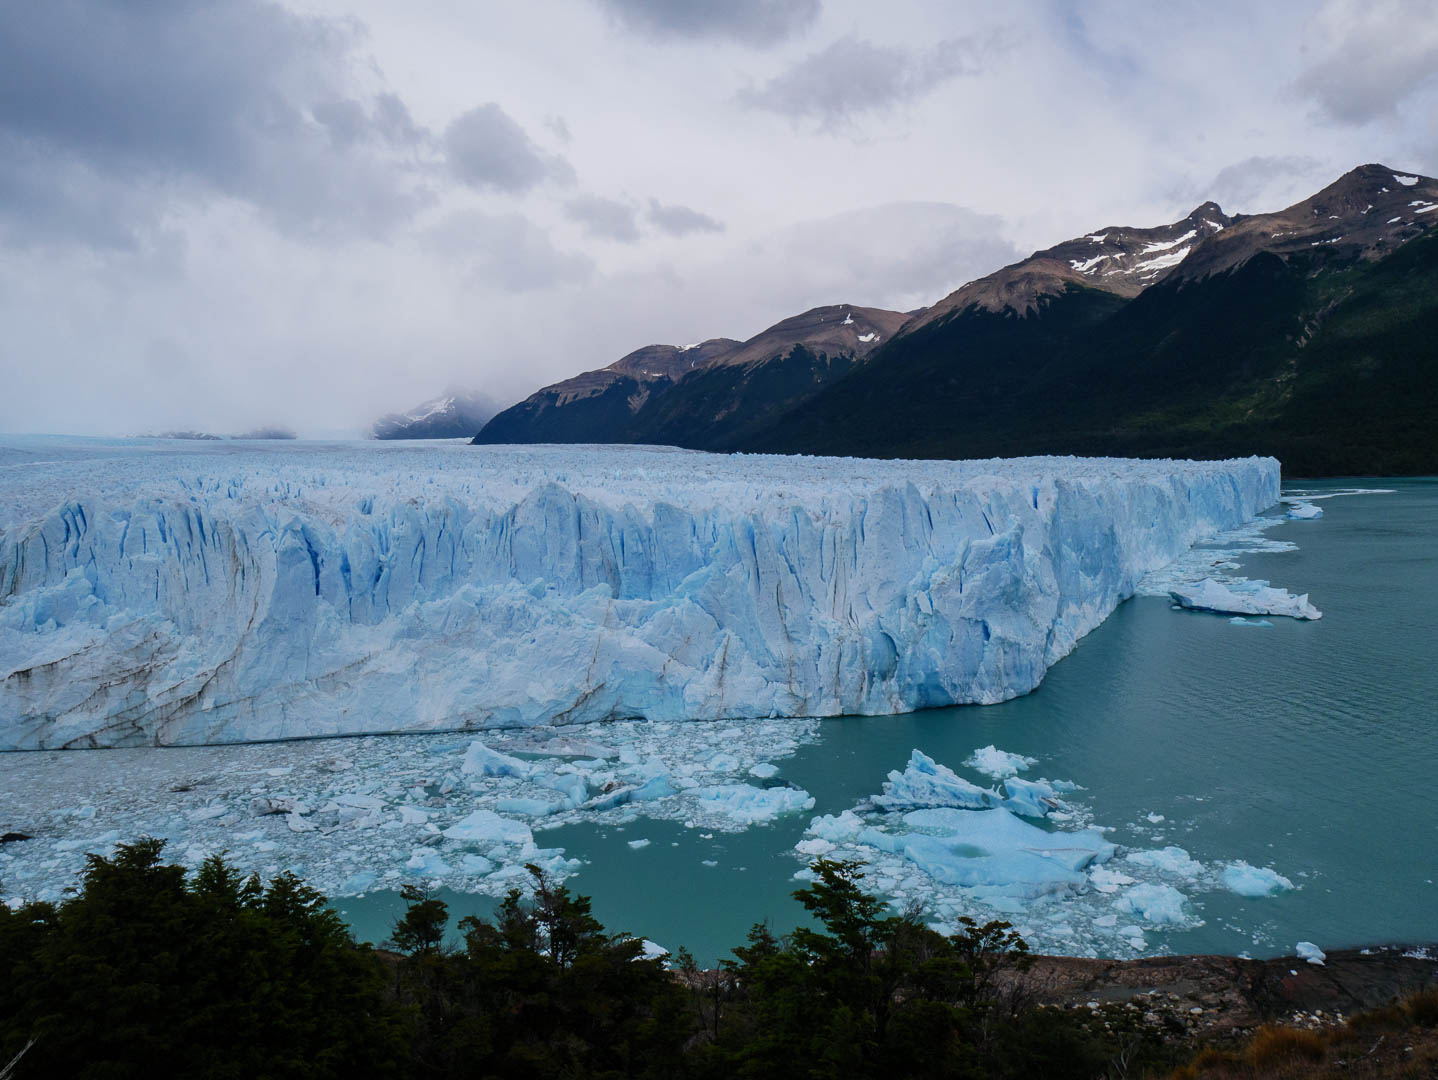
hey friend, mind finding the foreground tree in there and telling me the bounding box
[0,840,408,1079]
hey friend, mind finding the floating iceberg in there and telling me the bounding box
[872,750,1065,817]
[872,750,1006,812]
[1123,846,1204,881]
[442,809,534,846]
[1296,941,1327,965]
[1115,883,1188,925]
[965,745,1037,779]
[1285,501,1323,519]
[0,440,1278,748]
[1169,578,1322,620]
[1221,861,1295,897]
[693,783,815,824]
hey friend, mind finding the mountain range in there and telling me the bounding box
[471,165,1438,475]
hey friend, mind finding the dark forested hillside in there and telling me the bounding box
[745,227,1438,475]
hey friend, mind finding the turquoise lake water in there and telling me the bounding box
[338,479,1438,963]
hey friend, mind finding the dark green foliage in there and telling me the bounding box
[388,883,448,956]
[744,236,1438,475]
[0,839,407,1080]
[390,864,691,1078]
[0,846,1190,1079]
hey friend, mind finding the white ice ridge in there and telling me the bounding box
[0,439,1279,748]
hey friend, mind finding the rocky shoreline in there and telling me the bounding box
[1009,945,1438,1040]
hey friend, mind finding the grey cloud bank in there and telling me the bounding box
[592,0,820,45]
[0,0,429,247]
[0,0,1434,436]
[445,104,577,193]
[738,33,1005,128]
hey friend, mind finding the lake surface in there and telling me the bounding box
[339,479,1438,962]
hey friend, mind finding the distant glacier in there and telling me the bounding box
[0,439,1278,749]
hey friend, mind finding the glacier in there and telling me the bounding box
[0,438,1278,749]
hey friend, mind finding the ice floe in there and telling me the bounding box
[790,748,1298,957]
[1169,578,1321,620]
[1221,862,1294,897]
[964,745,1037,779]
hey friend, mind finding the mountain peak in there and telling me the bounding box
[1169,163,1438,283]
[902,205,1233,330]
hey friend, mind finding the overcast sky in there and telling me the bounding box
[2,0,1435,436]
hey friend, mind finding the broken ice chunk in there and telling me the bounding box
[443,809,533,846]
[405,847,452,875]
[693,783,815,824]
[1169,578,1321,620]
[1221,861,1294,897]
[872,750,1004,811]
[1115,882,1188,925]
[461,740,534,779]
[965,745,1037,779]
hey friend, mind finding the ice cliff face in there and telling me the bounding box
[0,440,1279,748]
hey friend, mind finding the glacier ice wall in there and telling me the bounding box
[0,440,1279,748]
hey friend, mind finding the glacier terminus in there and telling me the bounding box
[0,439,1279,749]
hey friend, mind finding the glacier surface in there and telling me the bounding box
[0,438,1278,748]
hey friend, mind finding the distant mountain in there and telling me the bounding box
[472,305,907,449]
[467,164,1438,475]
[474,339,741,445]
[233,426,297,440]
[373,390,499,440]
[740,164,1438,474]
[142,426,297,440]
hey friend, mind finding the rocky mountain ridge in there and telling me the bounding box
[473,304,906,447]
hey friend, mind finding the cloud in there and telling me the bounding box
[647,199,725,236]
[738,34,1006,129]
[1294,0,1438,125]
[0,0,431,247]
[544,115,573,143]
[564,195,642,243]
[768,202,1020,312]
[591,0,819,46]
[1204,155,1329,214]
[424,210,594,292]
[444,104,576,193]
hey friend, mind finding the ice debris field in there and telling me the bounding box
[0,720,1298,959]
[2,438,1281,749]
[0,716,818,908]
[790,747,1296,957]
